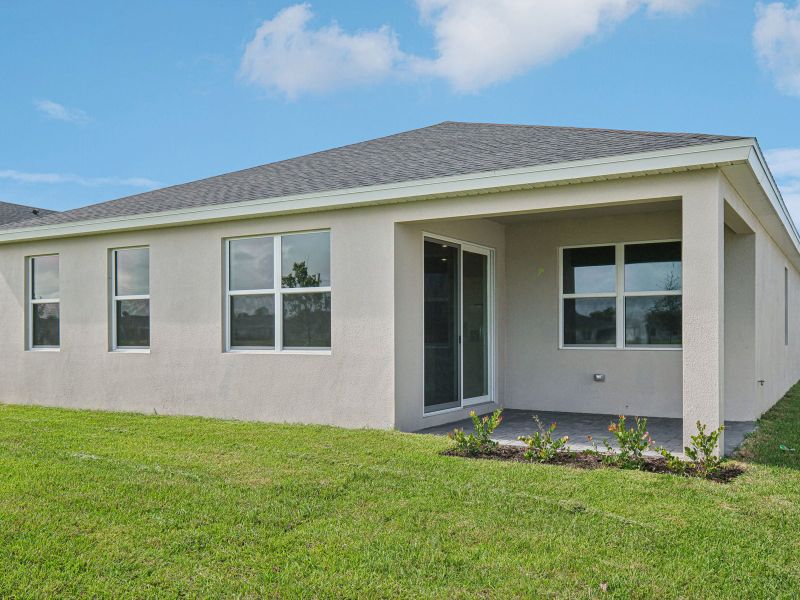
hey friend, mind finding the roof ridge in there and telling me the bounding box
[438,120,748,140]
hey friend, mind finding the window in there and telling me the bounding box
[111,247,150,350]
[28,255,60,349]
[560,241,682,349]
[226,231,331,352]
[561,246,617,346]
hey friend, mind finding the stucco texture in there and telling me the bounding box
[0,211,396,428]
[1,169,799,442]
[504,209,683,418]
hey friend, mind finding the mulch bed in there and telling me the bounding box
[442,446,745,483]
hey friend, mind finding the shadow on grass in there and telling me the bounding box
[735,381,800,470]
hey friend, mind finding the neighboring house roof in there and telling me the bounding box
[0,201,56,226]
[1,121,745,231]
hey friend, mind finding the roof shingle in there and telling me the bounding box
[2,122,745,230]
[0,201,56,226]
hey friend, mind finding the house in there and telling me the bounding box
[0,201,56,226]
[1,122,798,451]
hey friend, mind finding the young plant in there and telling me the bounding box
[584,435,601,457]
[518,415,570,462]
[448,409,503,455]
[657,446,688,475]
[605,415,654,469]
[684,421,726,477]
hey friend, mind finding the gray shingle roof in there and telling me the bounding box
[0,201,56,226]
[1,122,745,230]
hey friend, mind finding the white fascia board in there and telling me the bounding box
[746,142,800,251]
[0,139,756,244]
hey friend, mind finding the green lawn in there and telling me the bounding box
[2,389,800,599]
[736,384,800,470]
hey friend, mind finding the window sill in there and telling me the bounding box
[225,349,332,356]
[29,347,60,353]
[111,348,151,354]
[559,346,682,351]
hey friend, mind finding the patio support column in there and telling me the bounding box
[682,185,724,454]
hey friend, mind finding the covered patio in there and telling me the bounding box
[417,409,756,456]
[392,169,770,460]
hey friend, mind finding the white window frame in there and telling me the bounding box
[224,230,332,355]
[559,239,682,351]
[111,246,150,353]
[27,254,60,351]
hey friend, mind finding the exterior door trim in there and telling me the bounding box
[421,232,496,416]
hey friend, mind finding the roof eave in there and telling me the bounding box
[746,140,800,246]
[0,139,761,245]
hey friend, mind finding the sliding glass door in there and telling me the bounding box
[462,249,490,403]
[424,240,460,412]
[424,237,493,414]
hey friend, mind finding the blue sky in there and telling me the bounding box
[1,1,799,221]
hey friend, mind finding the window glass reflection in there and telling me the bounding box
[231,295,275,347]
[281,232,330,288]
[32,255,59,299]
[230,237,274,291]
[562,246,615,294]
[625,295,682,345]
[116,299,150,347]
[563,298,616,346]
[116,248,149,296]
[282,293,331,348]
[33,302,59,347]
[624,242,681,292]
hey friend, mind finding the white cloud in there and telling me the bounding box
[241,1,707,97]
[239,3,404,99]
[766,148,800,178]
[413,0,710,91]
[413,0,641,92]
[645,0,706,15]
[766,148,800,227]
[782,179,800,213]
[33,99,90,123]
[754,2,800,97]
[0,170,159,188]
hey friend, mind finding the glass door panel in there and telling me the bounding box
[462,250,489,402]
[423,240,460,413]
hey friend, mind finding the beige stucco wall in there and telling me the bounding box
[754,233,800,416]
[721,175,800,420]
[724,227,756,421]
[0,210,398,428]
[1,167,798,432]
[753,214,800,416]
[505,209,684,418]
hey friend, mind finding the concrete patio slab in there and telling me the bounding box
[417,409,755,457]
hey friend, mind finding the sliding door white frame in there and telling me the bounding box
[422,232,496,416]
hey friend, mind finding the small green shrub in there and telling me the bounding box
[449,428,480,455]
[584,435,601,456]
[657,446,688,475]
[518,415,569,462]
[604,415,654,469]
[685,421,726,477]
[449,409,503,454]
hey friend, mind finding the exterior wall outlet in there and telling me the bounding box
[593,373,606,382]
